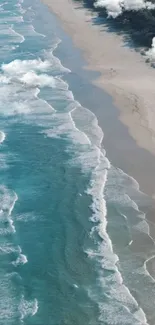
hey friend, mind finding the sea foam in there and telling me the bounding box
[0,131,6,143]
[12,253,28,266]
[19,296,38,321]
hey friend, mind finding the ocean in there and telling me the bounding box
[1,0,155,324]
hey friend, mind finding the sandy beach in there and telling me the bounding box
[42,0,155,159]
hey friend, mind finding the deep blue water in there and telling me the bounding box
[0,0,155,324]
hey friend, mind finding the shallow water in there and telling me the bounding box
[0,0,155,324]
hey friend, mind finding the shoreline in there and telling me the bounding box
[41,0,155,247]
[38,1,155,322]
[40,0,155,200]
[41,0,155,160]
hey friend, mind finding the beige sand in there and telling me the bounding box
[42,0,155,157]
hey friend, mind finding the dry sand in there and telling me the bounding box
[42,0,155,157]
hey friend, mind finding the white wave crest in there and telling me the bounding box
[0,186,18,234]
[2,58,51,75]
[19,71,56,88]
[19,296,38,320]
[0,131,6,143]
[1,57,68,89]
[0,243,17,254]
[12,253,28,266]
[9,25,25,44]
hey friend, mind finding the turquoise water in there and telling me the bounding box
[1,0,155,324]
